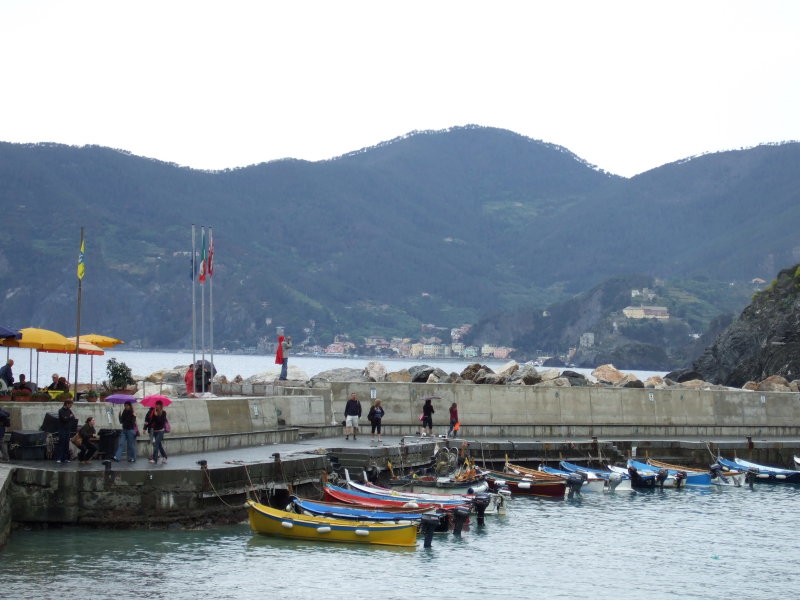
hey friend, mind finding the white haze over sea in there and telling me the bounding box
[2,348,664,388]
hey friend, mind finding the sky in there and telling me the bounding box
[1,0,799,177]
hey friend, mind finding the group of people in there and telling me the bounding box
[0,360,71,394]
[53,397,170,465]
[184,363,213,395]
[342,394,461,442]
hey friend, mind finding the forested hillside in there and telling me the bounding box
[0,126,797,354]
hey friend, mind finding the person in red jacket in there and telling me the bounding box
[184,365,195,396]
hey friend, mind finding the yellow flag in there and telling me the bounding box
[77,239,85,280]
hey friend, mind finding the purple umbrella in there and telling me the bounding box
[105,393,137,404]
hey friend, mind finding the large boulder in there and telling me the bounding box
[496,360,519,378]
[386,369,412,383]
[460,363,485,381]
[363,362,387,382]
[408,365,435,383]
[246,366,310,383]
[592,364,625,385]
[538,368,562,382]
[664,369,704,383]
[756,375,791,392]
[644,375,667,389]
[146,368,186,384]
[511,363,542,385]
[309,368,366,384]
[616,374,643,388]
[561,370,589,387]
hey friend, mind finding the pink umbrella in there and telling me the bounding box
[141,394,172,408]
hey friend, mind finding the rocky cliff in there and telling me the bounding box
[693,265,800,386]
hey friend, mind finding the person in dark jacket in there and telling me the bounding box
[113,401,138,462]
[368,399,385,443]
[147,400,169,465]
[77,416,98,463]
[56,398,75,463]
[0,359,14,390]
[420,397,435,437]
[343,392,362,440]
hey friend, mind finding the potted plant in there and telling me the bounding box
[105,358,136,392]
[12,388,32,402]
[56,391,73,402]
[0,390,10,403]
[32,391,51,402]
[85,389,99,402]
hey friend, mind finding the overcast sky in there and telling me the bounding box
[2,0,798,177]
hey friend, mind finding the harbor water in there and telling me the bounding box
[2,484,798,598]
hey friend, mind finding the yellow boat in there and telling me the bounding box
[246,500,418,547]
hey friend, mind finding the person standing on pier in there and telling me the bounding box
[448,402,459,438]
[147,400,169,465]
[368,399,385,443]
[184,365,195,396]
[420,397,434,437]
[55,398,76,463]
[344,392,362,440]
[113,401,138,463]
[275,335,292,381]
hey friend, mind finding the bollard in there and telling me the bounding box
[420,513,441,548]
[473,493,491,526]
[451,506,470,537]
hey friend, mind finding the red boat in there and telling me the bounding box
[324,484,467,510]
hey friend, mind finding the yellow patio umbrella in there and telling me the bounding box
[0,327,73,387]
[79,334,124,348]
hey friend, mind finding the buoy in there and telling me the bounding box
[354,529,369,536]
[403,501,419,508]
[281,521,294,529]
[316,526,331,533]
[518,482,531,489]
[776,474,787,479]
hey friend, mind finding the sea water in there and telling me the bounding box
[1,348,664,387]
[1,484,797,598]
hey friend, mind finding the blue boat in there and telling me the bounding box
[290,497,429,522]
[628,459,712,487]
[718,457,800,484]
[558,461,633,491]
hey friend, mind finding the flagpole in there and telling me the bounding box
[192,224,197,374]
[200,226,206,393]
[209,227,214,394]
[74,226,85,397]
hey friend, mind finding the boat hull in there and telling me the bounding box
[483,470,566,498]
[247,500,418,547]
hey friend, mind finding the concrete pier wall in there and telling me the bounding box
[3,382,800,444]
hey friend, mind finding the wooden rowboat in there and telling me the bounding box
[246,500,418,547]
[481,468,566,498]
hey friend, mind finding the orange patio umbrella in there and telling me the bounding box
[79,334,124,348]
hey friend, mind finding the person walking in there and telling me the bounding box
[55,398,76,463]
[448,402,459,438]
[0,359,14,391]
[113,401,138,463]
[344,392,362,440]
[368,399,385,444]
[147,400,169,465]
[275,335,292,381]
[76,417,98,464]
[420,397,435,437]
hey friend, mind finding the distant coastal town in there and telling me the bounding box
[251,324,517,362]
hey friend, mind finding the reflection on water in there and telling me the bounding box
[3,485,799,598]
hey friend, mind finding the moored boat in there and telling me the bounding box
[559,461,633,492]
[537,465,607,493]
[246,500,418,547]
[718,457,800,484]
[628,459,711,487]
[324,483,468,510]
[289,496,431,522]
[385,473,488,495]
[646,458,743,487]
[481,468,566,498]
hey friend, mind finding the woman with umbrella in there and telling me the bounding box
[112,401,138,463]
[144,398,169,465]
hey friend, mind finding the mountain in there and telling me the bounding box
[692,265,800,386]
[1,126,798,352]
